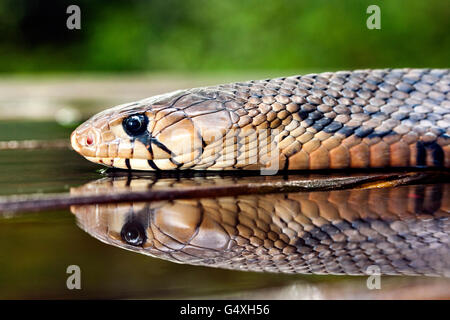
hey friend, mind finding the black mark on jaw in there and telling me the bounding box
[147,160,159,170]
[170,158,183,169]
[125,159,131,170]
[150,137,173,155]
[122,113,176,168]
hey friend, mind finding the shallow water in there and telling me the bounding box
[0,121,449,299]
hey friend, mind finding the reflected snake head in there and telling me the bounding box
[71,200,234,264]
[70,176,236,264]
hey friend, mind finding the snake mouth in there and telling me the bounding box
[71,128,183,170]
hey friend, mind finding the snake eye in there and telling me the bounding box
[120,221,147,247]
[123,114,148,137]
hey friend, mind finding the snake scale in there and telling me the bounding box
[71,176,450,276]
[71,68,450,171]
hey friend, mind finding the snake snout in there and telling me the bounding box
[70,124,101,158]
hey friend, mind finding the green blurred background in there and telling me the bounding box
[0,0,448,74]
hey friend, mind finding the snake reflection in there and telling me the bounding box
[71,175,449,276]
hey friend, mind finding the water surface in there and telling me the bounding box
[0,121,449,299]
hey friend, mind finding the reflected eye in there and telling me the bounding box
[123,114,148,136]
[120,221,147,246]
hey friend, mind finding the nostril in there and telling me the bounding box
[86,132,95,146]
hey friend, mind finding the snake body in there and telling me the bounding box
[72,176,450,276]
[71,68,450,171]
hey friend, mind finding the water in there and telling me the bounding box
[0,121,449,299]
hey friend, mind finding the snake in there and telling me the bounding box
[71,68,450,172]
[69,69,450,276]
[71,175,450,276]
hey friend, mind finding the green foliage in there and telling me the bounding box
[0,0,448,73]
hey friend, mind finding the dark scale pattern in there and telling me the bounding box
[71,68,450,171]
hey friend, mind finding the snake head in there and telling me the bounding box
[70,88,236,170]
